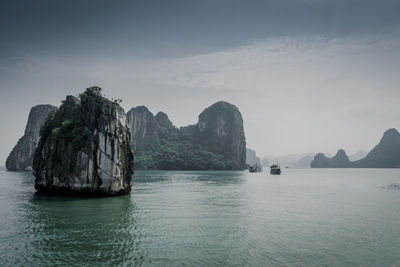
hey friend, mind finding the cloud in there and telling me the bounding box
[0,43,39,77]
[150,34,400,96]
[139,34,400,156]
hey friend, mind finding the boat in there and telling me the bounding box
[270,164,281,175]
[249,164,262,173]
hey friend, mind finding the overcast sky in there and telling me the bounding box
[1,0,400,164]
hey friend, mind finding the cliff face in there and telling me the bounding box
[311,128,400,168]
[353,128,400,168]
[126,106,159,153]
[33,87,134,196]
[155,112,174,129]
[198,101,246,169]
[6,105,57,171]
[311,149,351,168]
[127,101,246,170]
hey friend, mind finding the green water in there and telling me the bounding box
[1,168,400,266]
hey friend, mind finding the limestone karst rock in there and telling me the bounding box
[352,128,400,168]
[311,128,400,168]
[197,101,246,170]
[311,149,351,168]
[155,111,174,129]
[126,106,159,154]
[6,104,57,171]
[33,87,134,196]
[127,101,246,170]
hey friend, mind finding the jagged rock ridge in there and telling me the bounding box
[33,87,134,196]
[126,106,159,153]
[127,101,246,170]
[6,104,57,171]
[311,128,400,168]
[352,128,400,168]
[311,149,351,168]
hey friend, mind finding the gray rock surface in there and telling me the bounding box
[197,101,246,169]
[6,105,57,170]
[126,106,159,153]
[127,101,246,170]
[33,87,133,196]
[311,149,351,168]
[311,128,400,168]
[352,128,400,168]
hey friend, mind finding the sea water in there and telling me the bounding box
[1,168,400,266]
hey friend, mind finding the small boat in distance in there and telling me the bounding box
[249,164,262,173]
[270,164,281,175]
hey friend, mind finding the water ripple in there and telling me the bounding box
[1,169,400,266]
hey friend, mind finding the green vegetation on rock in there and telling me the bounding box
[127,101,246,170]
[33,87,134,196]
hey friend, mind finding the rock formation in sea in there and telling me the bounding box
[127,101,246,170]
[352,128,400,168]
[311,128,400,168]
[311,149,351,168]
[6,104,57,171]
[126,106,159,153]
[197,101,246,169]
[33,87,134,196]
[246,148,261,166]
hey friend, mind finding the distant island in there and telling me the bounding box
[311,128,400,168]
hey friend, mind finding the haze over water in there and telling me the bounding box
[1,168,400,266]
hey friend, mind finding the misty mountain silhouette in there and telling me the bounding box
[311,128,400,168]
